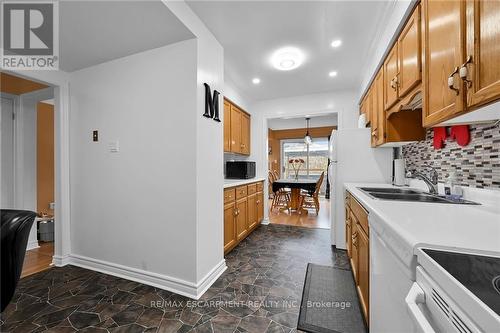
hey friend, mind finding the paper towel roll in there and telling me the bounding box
[394,159,405,186]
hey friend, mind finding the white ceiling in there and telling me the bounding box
[268,114,337,130]
[60,1,194,72]
[187,1,391,101]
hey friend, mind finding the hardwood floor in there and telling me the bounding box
[269,197,331,229]
[21,242,54,278]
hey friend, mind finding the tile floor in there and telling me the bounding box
[1,224,349,333]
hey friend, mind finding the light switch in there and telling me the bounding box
[93,130,98,142]
[109,141,119,153]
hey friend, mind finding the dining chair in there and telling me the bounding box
[269,171,291,212]
[298,171,325,215]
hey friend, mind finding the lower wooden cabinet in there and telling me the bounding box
[345,191,370,325]
[224,181,264,254]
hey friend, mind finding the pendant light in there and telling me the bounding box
[304,117,312,145]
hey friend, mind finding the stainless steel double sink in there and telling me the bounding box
[358,187,480,205]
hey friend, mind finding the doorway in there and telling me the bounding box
[0,73,56,277]
[267,114,336,229]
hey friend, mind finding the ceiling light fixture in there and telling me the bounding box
[304,117,312,145]
[270,47,305,71]
[331,39,342,48]
[252,78,261,84]
[329,71,338,77]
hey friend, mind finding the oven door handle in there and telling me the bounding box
[405,283,436,333]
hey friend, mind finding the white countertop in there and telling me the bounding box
[345,183,500,265]
[224,177,265,189]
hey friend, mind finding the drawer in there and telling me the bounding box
[247,184,257,195]
[224,188,235,204]
[235,185,248,199]
[256,182,264,192]
[350,196,369,234]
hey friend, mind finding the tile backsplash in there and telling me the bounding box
[402,123,500,188]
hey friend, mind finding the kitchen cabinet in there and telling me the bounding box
[384,45,399,110]
[363,4,426,146]
[422,0,466,126]
[223,181,264,254]
[371,69,384,147]
[235,197,248,241]
[223,202,236,253]
[345,191,369,325]
[224,98,251,155]
[398,5,421,98]
[357,224,370,324]
[223,100,231,152]
[247,193,257,230]
[464,0,500,109]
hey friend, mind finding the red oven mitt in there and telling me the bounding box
[433,127,447,149]
[450,125,470,147]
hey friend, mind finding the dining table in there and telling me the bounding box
[272,178,317,212]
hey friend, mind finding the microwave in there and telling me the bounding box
[226,161,256,179]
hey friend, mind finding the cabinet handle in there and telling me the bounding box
[447,67,460,95]
[256,200,260,204]
[459,55,473,88]
[390,78,396,89]
[371,130,378,138]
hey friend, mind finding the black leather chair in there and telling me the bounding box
[1,210,36,312]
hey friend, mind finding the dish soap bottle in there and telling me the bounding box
[444,172,456,197]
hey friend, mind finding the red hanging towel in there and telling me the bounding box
[450,125,470,147]
[433,127,447,149]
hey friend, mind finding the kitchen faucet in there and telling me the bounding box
[410,167,439,195]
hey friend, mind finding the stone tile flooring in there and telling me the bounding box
[1,224,349,332]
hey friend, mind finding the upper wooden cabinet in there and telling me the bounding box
[422,0,466,126]
[398,5,422,97]
[224,99,251,155]
[464,0,500,109]
[223,100,231,152]
[384,45,399,110]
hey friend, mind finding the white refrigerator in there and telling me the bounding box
[328,128,392,248]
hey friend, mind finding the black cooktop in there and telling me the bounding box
[423,249,500,316]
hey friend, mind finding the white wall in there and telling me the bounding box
[69,40,200,284]
[268,114,337,130]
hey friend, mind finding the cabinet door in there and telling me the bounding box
[369,83,379,147]
[384,45,399,110]
[256,191,264,223]
[241,112,250,155]
[398,5,421,98]
[464,0,500,109]
[374,68,385,146]
[235,198,248,241]
[422,0,465,126]
[224,202,236,253]
[247,193,257,230]
[223,100,231,152]
[345,206,352,258]
[357,225,370,324]
[230,105,241,153]
[350,214,359,283]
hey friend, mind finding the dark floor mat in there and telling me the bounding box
[297,263,367,333]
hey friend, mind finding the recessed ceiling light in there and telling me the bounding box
[331,39,342,48]
[270,47,305,71]
[329,71,338,77]
[252,78,261,84]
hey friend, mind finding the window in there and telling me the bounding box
[281,137,329,194]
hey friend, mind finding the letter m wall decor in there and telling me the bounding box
[203,83,220,122]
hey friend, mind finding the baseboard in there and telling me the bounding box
[195,259,227,299]
[52,254,70,266]
[69,254,226,300]
[26,240,40,251]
